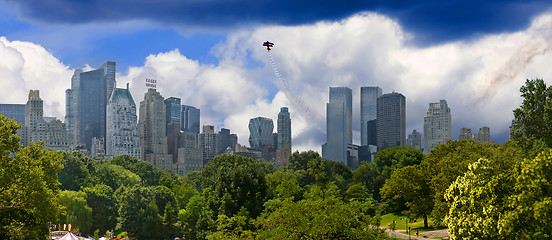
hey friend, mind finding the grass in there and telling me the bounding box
[379,213,445,231]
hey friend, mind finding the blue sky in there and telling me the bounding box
[1,0,552,151]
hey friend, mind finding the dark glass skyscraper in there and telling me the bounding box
[376,92,406,150]
[77,61,116,150]
[0,104,25,126]
[181,105,200,133]
[165,97,181,133]
[322,87,352,165]
[361,87,382,146]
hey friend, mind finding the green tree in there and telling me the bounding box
[352,162,385,200]
[95,163,141,190]
[58,190,93,235]
[374,146,424,180]
[511,79,552,147]
[82,184,116,233]
[0,114,63,239]
[58,151,95,191]
[201,154,274,218]
[118,185,162,239]
[179,195,212,240]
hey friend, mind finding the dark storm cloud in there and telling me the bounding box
[5,0,552,44]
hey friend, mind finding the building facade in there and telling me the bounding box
[361,87,382,146]
[407,129,422,150]
[164,97,181,134]
[376,92,406,150]
[181,105,200,133]
[322,87,352,165]
[199,125,218,166]
[139,88,172,170]
[106,84,141,159]
[24,90,69,151]
[248,117,274,149]
[65,61,116,151]
[423,100,451,154]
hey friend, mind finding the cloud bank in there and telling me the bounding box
[3,12,552,152]
[5,0,552,45]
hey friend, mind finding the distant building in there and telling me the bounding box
[166,122,203,176]
[248,117,274,149]
[181,105,200,133]
[24,90,69,151]
[276,107,291,165]
[458,127,492,143]
[423,100,451,154]
[164,97,181,134]
[0,104,26,137]
[91,137,105,160]
[361,87,382,146]
[407,130,422,150]
[322,87,352,165]
[139,88,172,170]
[459,128,472,140]
[376,92,406,150]
[199,125,218,166]
[106,84,141,159]
[66,61,116,151]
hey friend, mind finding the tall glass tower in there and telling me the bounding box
[164,97,181,133]
[360,87,382,146]
[277,107,291,150]
[248,117,274,149]
[181,105,200,133]
[322,87,352,164]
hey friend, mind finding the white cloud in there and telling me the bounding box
[0,36,71,118]
[3,12,552,154]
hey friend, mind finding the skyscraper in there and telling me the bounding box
[476,127,491,143]
[277,107,291,150]
[376,92,406,150]
[423,100,451,154]
[322,87,352,165]
[0,104,25,127]
[459,128,472,140]
[66,61,116,150]
[106,84,141,159]
[139,88,172,170]
[407,129,422,150]
[24,90,69,151]
[361,87,382,146]
[248,117,274,149]
[181,105,200,133]
[164,97,181,134]
[218,128,238,154]
[199,125,218,166]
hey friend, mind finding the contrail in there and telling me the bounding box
[477,19,552,104]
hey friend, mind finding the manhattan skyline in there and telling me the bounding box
[1,1,552,152]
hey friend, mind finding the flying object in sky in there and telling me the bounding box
[263,41,274,51]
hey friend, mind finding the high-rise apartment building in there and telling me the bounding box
[106,84,141,159]
[248,117,274,149]
[459,128,472,140]
[423,100,451,154]
[65,61,116,151]
[166,122,203,176]
[24,90,69,151]
[181,105,200,133]
[0,104,26,138]
[322,87,352,165]
[458,127,492,143]
[199,125,218,166]
[218,128,238,154]
[139,88,172,170]
[376,92,406,150]
[361,87,382,146]
[407,130,422,150]
[164,97,181,134]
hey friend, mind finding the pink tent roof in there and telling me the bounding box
[59,232,79,240]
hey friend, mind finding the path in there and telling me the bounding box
[385,229,450,239]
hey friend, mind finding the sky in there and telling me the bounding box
[1,0,552,152]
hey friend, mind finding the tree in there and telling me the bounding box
[58,191,93,235]
[511,79,552,147]
[82,184,117,233]
[374,146,424,180]
[201,154,274,218]
[381,165,432,228]
[0,114,63,239]
[118,185,163,239]
[58,151,94,191]
[95,163,141,190]
[352,162,385,200]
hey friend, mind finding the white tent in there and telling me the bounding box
[59,232,79,240]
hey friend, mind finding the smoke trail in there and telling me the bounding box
[267,51,315,119]
[478,19,552,104]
